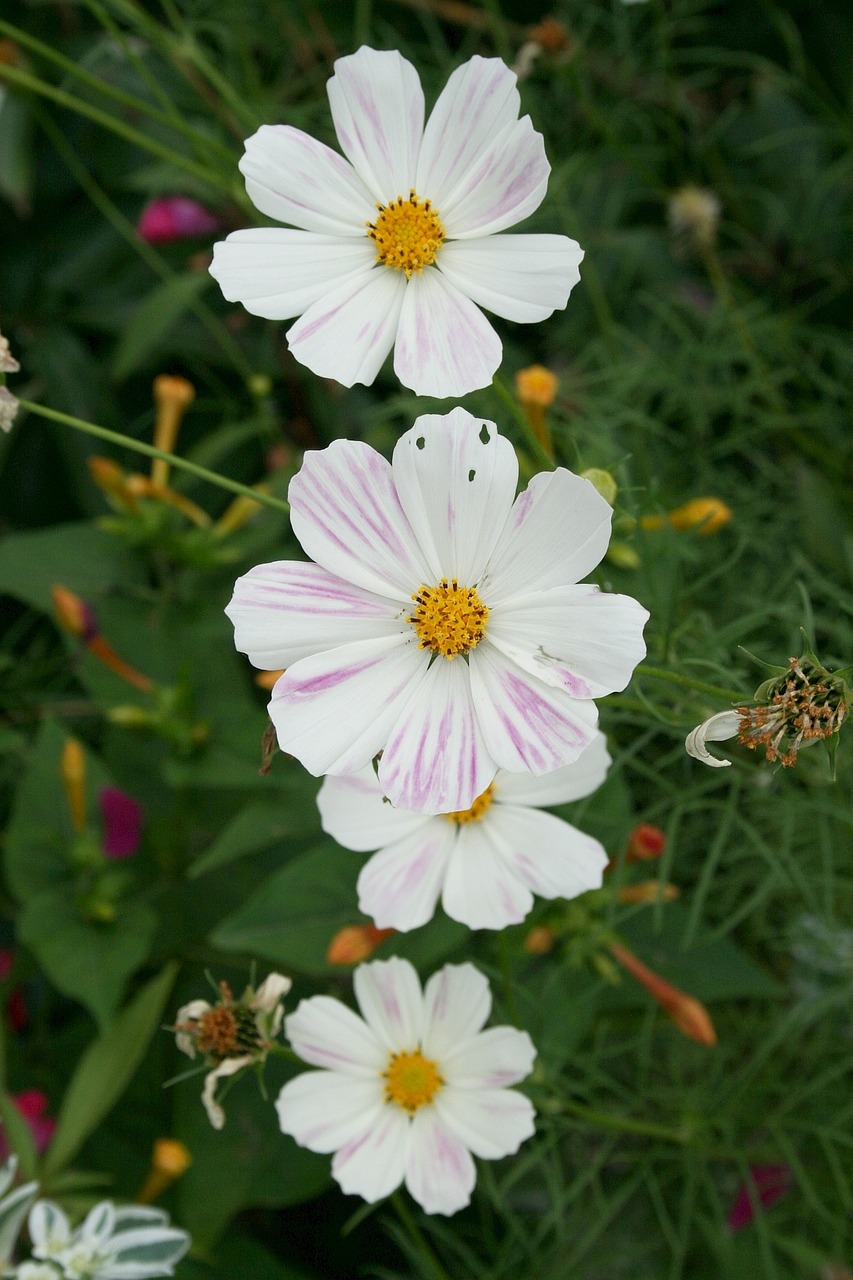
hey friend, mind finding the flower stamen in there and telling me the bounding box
[368,190,444,277]
[409,578,488,658]
[736,657,847,768]
[383,1049,443,1113]
[445,785,494,825]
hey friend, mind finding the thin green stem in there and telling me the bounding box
[491,373,555,471]
[498,933,521,1028]
[391,1192,451,1280]
[633,664,746,704]
[17,399,290,516]
[0,63,228,192]
[557,1098,692,1144]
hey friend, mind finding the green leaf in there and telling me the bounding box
[0,92,34,209]
[0,522,143,614]
[0,1093,38,1180]
[42,963,178,1181]
[110,273,211,381]
[189,796,313,880]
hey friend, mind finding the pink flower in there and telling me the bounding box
[99,788,143,859]
[138,197,220,244]
[0,1090,56,1161]
[727,1164,792,1231]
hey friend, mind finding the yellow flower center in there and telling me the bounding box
[368,190,444,277]
[383,1049,443,1114]
[445,784,495,825]
[409,578,488,659]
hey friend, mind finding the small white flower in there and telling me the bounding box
[277,957,536,1215]
[0,386,18,434]
[318,732,611,930]
[685,710,741,768]
[14,1263,62,1279]
[29,1201,188,1280]
[210,47,583,397]
[227,408,648,816]
[0,333,19,374]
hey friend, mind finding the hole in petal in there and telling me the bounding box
[468,469,476,482]
[416,436,425,450]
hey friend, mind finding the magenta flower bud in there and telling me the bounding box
[727,1164,791,1232]
[99,787,143,858]
[138,196,220,244]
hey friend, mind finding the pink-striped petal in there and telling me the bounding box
[354,957,424,1050]
[357,824,455,932]
[227,561,404,669]
[435,1085,535,1159]
[327,48,423,202]
[421,963,491,1061]
[442,823,533,929]
[438,115,549,239]
[469,644,599,775]
[440,1026,536,1091]
[393,268,502,398]
[275,1071,382,1153]
[270,635,428,777]
[378,654,495,814]
[239,124,373,235]
[210,229,376,320]
[288,439,429,598]
[391,410,518,584]
[284,995,385,1075]
[494,731,611,807]
[486,805,608,901]
[406,1108,476,1215]
[318,768,430,852]
[482,469,614,603]
[332,1104,411,1203]
[436,233,583,322]
[488,585,649,698]
[287,267,406,388]
[416,57,521,210]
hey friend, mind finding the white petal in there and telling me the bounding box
[174,999,209,1058]
[275,1071,383,1153]
[438,115,549,238]
[357,824,455,932]
[483,469,614,602]
[354,956,424,1050]
[327,48,423,202]
[441,823,533,929]
[239,124,373,234]
[436,233,583,322]
[270,636,428,777]
[318,767,430,852]
[421,963,491,1061]
[441,1026,536,1090]
[226,560,405,669]
[685,710,741,768]
[210,229,376,320]
[405,1108,475,1215]
[253,972,292,1013]
[391,409,518,584]
[287,267,406,388]
[288,437,430,598]
[494,731,611,807]
[417,57,521,209]
[378,654,495,814]
[285,994,385,1075]
[488,585,649,698]
[393,268,502,398]
[486,805,608,900]
[469,644,599,775]
[29,1201,71,1254]
[202,1057,250,1129]
[435,1085,535,1159]
[332,1104,411,1203]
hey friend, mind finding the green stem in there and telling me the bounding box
[558,1098,691,1143]
[491,373,555,471]
[391,1192,451,1280]
[0,62,228,192]
[633,664,745,704]
[498,933,521,1027]
[17,399,290,516]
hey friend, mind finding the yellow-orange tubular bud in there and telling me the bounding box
[52,584,99,642]
[523,925,556,955]
[151,375,195,487]
[214,488,269,537]
[515,364,559,456]
[136,1138,192,1204]
[60,739,87,834]
[124,474,211,528]
[88,457,138,511]
[327,924,394,966]
[642,497,732,537]
[617,881,680,905]
[609,941,717,1046]
[255,669,284,691]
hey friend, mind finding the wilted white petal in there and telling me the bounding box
[685,710,741,768]
[0,387,19,434]
[201,1056,252,1130]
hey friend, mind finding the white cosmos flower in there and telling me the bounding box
[318,731,611,931]
[227,408,648,816]
[685,709,741,768]
[277,957,535,1215]
[209,47,583,397]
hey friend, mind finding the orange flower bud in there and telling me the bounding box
[214,488,269,537]
[626,823,666,862]
[255,669,284,691]
[527,17,570,55]
[60,739,87,834]
[52,584,99,642]
[124,474,211,527]
[609,942,717,1046]
[136,1138,192,1204]
[88,457,138,510]
[641,497,732,537]
[617,881,680,905]
[515,364,559,409]
[327,924,394,966]
[524,925,556,955]
[151,375,195,487]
